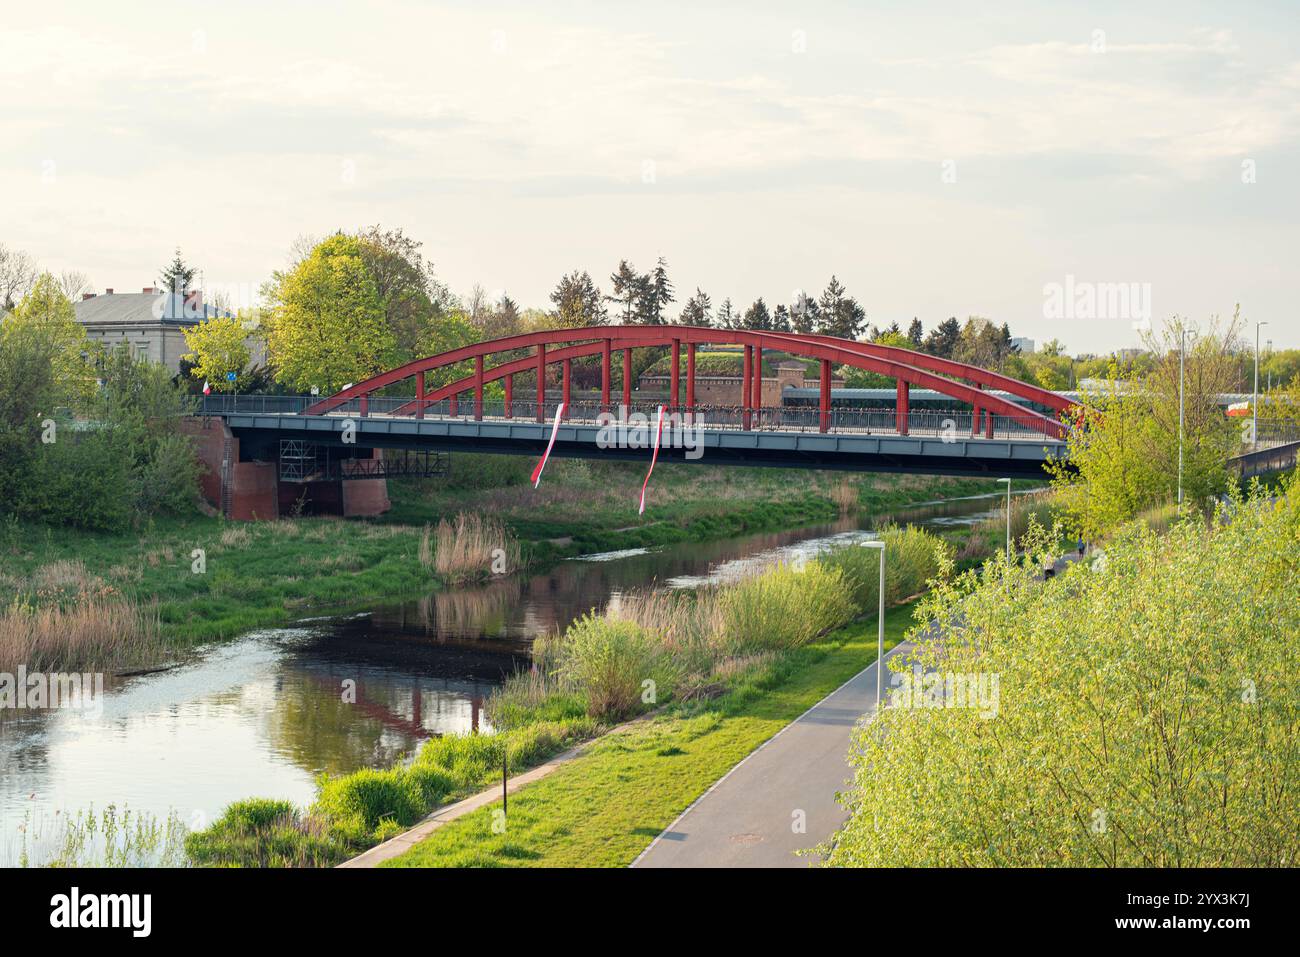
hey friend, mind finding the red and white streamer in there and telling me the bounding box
[639,405,666,515]
[531,403,565,488]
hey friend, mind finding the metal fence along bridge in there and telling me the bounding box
[196,326,1080,490]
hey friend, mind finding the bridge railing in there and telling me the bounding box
[200,394,1065,443]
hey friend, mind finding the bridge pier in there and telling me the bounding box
[896,379,909,435]
[751,344,762,427]
[504,375,512,418]
[186,419,390,520]
[416,371,425,419]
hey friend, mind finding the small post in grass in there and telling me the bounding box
[861,540,886,713]
[502,739,508,822]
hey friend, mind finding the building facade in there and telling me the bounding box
[74,287,233,375]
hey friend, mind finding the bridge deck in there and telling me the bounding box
[212,405,1065,479]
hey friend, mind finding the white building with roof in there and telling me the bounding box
[73,287,233,374]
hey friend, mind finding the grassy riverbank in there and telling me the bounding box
[385,605,915,867]
[0,461,1002,661]
[184,519,948,867]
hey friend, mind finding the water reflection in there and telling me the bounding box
[0,489,1026,864]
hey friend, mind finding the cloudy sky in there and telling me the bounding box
[3,0,1297,352]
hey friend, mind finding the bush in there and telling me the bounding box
[552,614,674,720]
[821,525,949,612]
[821,487,1300,866]
[184,799,340,868]
[719,561,855,651]
[314,767,440,844]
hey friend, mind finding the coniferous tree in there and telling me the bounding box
[907,317,924,349]
[679,288,712,326]
[606,260,643,324]
[159,248,197,296]
[743,297,772,330]
[772,303,791,333]
[715,297,737,330]
[816,275,865,340]
[923,317,962,357]
[550,270,606,326]
[791,292,819,335]
[641,256,674,324]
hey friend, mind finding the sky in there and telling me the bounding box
[3,0,1298,354]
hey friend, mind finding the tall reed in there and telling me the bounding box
[0,595,163,674]
[424,513,521,584]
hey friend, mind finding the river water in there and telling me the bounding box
[0,491,1020,864]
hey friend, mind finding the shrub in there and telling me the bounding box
[552,614,673,720]
[719,561,855,652]
[314,767,435,844]
[821,525,949,612]
[821,488,1300,867]
[184,799,340,868]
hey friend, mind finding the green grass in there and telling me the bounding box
[382,602,915,867]
[0,513,433,645]
[2,463,999,651]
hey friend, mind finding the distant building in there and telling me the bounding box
[74,287,233,374]
[1010,337,1035,354]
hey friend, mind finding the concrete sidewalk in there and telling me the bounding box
[633,640,915,868]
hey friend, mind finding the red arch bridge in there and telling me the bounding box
[196,326,1082,517]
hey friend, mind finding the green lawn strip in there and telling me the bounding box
[382,604,915,868]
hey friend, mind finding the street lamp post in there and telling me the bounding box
[1178,329,1185,505]
[861,540,886,713]
[1254,321,1268,449]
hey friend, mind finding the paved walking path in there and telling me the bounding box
[633,548,1089,868]
[633,639,917,868]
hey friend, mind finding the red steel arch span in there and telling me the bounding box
[303,325,1079,440]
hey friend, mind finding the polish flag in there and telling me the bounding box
[639,405,666,515]
[202,381,211,395]
[531,403,565,488]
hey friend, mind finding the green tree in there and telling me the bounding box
[923,317,961,357]
[550,271,606,327]
[1049,316,1241,539]
[2,273,93,403]
[742,297,772,330]
[263,234,395,392]
[182,314,252,391]
[678,288,712,326]
[605,260,646,324]
[641,257,674,324]
[822,490,1300,867]
[159,248,197,296]
[816,276,865,340]
[357,225,455,360]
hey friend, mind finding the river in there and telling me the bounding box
[0,490,1023,865]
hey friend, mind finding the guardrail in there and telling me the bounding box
[198,394,1066,443]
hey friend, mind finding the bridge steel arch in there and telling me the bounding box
[303,325,1079,439]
